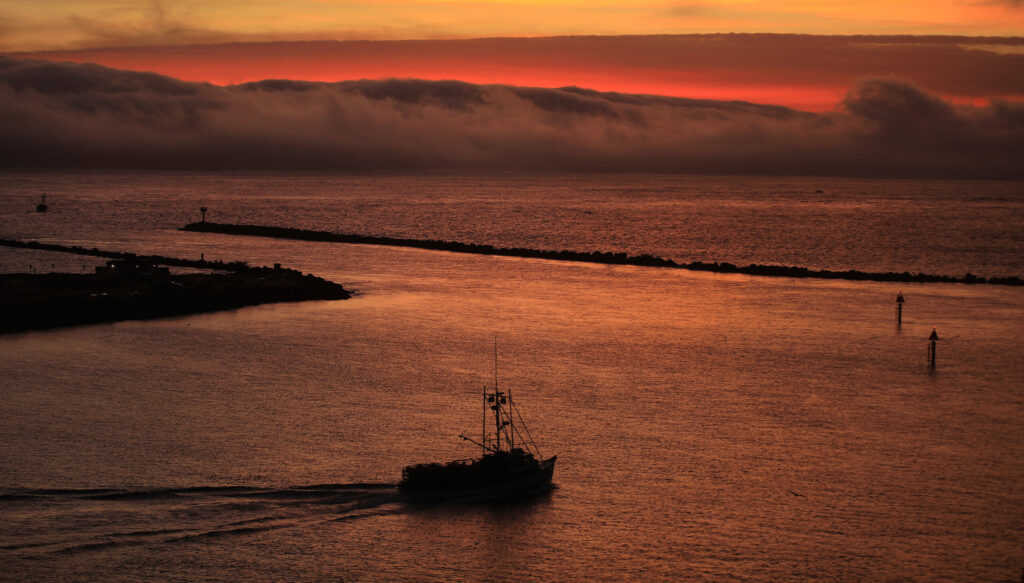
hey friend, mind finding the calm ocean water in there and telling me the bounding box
[0,173,1022,581]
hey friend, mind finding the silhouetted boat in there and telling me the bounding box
[399,360,556,500]
[35,196,48,213]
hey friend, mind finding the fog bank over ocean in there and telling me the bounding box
[2,56,1023,178]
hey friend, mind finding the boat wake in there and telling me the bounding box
[0,483,402,556]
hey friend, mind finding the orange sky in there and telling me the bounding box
[3,2,1022,110]
[2,1,1023,52]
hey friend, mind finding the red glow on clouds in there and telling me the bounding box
[0,48,849,111]
[16,35,1024,112]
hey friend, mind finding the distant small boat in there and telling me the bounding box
[399,355,556,500]
[35,196,48,213]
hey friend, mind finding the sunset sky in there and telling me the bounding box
[1,1,1022,176]
[3,1,1023,108]
[3,0,1023,51]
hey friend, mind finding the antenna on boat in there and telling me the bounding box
[481,383,487,456]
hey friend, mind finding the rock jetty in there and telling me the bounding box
[180,222,1022,287]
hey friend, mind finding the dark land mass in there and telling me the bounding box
[181,222,1023,287]
[0,239,351,334]
[0,238,253,271]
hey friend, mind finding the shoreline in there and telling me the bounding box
[0,239,351,334]
[0,238,252,272]
[180,222,1023,287]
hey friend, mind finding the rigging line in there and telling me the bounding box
[511,402,542,459]
[508,423,534,456]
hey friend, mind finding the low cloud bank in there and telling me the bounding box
[1,57,1021,177]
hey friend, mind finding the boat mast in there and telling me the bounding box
[493,339,502,453]
[480,339,515,455]
[472,341,545,459]
[505,349,514,452]
[493,394,503,453]
[481,383,487,456]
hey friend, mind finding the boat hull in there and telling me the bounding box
[400,456,556,502]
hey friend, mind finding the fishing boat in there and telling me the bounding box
[399,362,556,500]
[35,195,48,213]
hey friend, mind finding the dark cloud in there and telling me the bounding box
[0,57,200,95]
[65,0,223,49]
[0,57,1021,178]
[668,4,714,17]
[970,0,1024,7]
